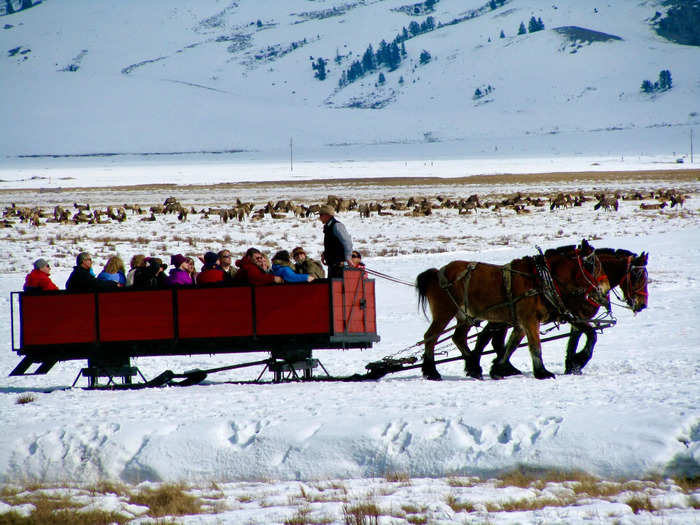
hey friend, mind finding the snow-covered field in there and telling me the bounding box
[2,0,699,520]
[0,158,698,524]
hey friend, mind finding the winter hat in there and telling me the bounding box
[146,257,166,270]
[318,205,335,216]
[33,258,49,270]
[273,250,290,263]
[203,251,219,265]
[170,254,187,268]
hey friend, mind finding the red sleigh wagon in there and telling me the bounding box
[10,268,379,387]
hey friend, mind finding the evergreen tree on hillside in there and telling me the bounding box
[518,22,527,35]
[378,72,386,85]
[312,57,328,81]
[419,49,432,64]
[387,42,401,70]
[658,69,672,90]
[641,80,654,93]
[362,45,376,72]
[528,16,545,33]
[500,30,506,38]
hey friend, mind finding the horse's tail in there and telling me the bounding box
[416,268,439,316]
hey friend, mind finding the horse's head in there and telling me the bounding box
[542,240,610,312]
[575,239,611,309]
[620,251,648,313]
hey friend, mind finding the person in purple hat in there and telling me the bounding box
[165,253,193,286]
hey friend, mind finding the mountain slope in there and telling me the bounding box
[1,0,698,161]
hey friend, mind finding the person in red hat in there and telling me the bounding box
[24,258,59,292]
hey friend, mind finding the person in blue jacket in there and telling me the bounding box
[271,250,315,282]
[97,255,127,287]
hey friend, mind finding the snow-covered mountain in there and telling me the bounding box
[1,0,699,161]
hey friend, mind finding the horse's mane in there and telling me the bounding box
[596,248,637,257]
[543,244,577,257]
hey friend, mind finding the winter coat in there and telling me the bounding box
[23,269,59,292]
[97,270,126,286]
[125,268,138,287]
[233,256,276,286]
[132,265,167,289]
[221,266,237,281]
[323,217,353,268]
[66,266,118,291]
[271,262,309,283]
[166,268,193,287]
[294,257,325,279]
[196,265,225,285]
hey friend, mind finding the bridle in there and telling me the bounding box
[535,246,609,321]
[575,249,610,309]
[615,255,648,310]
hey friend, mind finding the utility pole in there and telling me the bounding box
[691,128,694,163]
[290,137,293,172]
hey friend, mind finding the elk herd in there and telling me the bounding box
[0,187,690,229]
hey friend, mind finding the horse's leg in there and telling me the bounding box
[422,314,450,381]
[570,322,597,374]
[453,323,481,379]
[490,327,524,379]
[522,321,555,379]
[564,326,583,374]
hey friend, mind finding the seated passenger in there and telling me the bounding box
[271,250,314,282]
[97,255,126,287]
[23,258,59,292]
[233,248,282,285]
[165,254,193,286]
[351,250,367,277]
[218,249,237,280]
[126,254,146,287]
[133,257,167,289]
[196,251,225,285]
[66,252,118,291]
[185,256,198,283]
[292,246,325,279]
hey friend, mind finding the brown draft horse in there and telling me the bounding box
[415,240,610,381]
[473,248,648,378]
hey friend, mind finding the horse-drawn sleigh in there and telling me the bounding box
[8,240,648,387]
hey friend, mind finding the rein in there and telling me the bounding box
[364,267,414,287]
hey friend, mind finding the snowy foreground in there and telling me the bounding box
[0,159,698,523]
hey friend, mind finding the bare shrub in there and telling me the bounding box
[129,483,202,517]
[445,494,476,512]
[15,393,36,405]
[342,499,381,525]
[384,471,410,483]
[626,494,656,514]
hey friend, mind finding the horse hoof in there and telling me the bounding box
[423,369,442,381]
[535,370,556,380]
[465,366,483,380]
[503,364,522,377]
